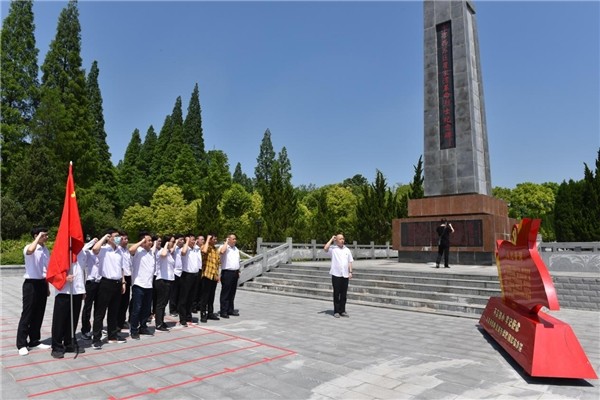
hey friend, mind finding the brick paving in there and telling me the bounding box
[1,264,598,399]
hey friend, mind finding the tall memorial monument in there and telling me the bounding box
[392,0,511,264]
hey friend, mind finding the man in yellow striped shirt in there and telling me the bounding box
[199,233,221,323]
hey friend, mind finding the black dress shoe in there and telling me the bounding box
[139,328,154,336]
[51,350,65,359]
[219,313,229,319]
[65,346,85,353]
[207,313,220,321]
[228,311,239,317]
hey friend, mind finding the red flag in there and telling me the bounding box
[47,162,84,290]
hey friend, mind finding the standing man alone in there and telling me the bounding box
[435,218,454,269]
[219,234,241,319]
[324,234,354,318]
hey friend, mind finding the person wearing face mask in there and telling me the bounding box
[91,228,126,349]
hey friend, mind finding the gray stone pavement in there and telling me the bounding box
[1,262,599,400]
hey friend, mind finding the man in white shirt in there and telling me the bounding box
[128,232,156,339]
[117,232,132,330]
[324,234,354,318]
[80,238,99,340]
[177,234,202,327]
[91,229,126,349]
[155,235,176,331]
[50,241,89,358]
[169,234,185,317]
[16,227,52,356]
[219,233,241,319]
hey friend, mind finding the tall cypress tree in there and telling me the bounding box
[36,0,99,188]
[183,83,205,164]
[255,128,275,194]
[139,125,157,176]
[233,162,253,192]
[86,60,111,168]
[1,0,39,191]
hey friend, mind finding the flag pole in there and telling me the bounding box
[68,161,79,358]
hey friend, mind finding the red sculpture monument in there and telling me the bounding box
[479,218,597,379]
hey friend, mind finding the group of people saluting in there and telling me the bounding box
[16,227,242,359]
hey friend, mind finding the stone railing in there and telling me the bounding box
[237,238,397,284]
[257,237,398,261]
[538,242,600,273]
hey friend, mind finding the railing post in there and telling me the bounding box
[286,237,293,263]
[370,241,375,259]
[353,241,358,259]
[256,237,263,256]
[385,241,390,258]
[311,239,317,260]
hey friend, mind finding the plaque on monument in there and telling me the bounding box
[479,218,597,379]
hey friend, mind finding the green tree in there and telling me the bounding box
[409,155,424,199]
[0,194,29,239]
[355,170,397,244]
[36,0,99,188]
[197,150,232,234]
[183,83,205,165]
[233,162,253,192]
[0,0,39,191]
[117,129,147,213]
[86,60,111,170]
[510,182,556,240]
[254,128,275,193]
[170,144,201,201]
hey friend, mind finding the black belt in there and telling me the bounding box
[101,277,122,284]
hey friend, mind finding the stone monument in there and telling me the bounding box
[392,0,511,265]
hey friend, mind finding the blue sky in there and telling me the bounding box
[2,0,599,189]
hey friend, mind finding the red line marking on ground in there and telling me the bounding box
[16,336,236,382]
[27,343,263,398]
[118,350,296,399]
[5,331,216,369]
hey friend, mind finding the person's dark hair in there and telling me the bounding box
[118,230,128,238]
[138,231,151,241]
[441,218,447,223]
[162,234,174,243]
[104,228,118,236]
[31,226,48,237]
[174,233,184,240]
[208,232,217,237]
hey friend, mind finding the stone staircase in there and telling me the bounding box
[240,263,501,319]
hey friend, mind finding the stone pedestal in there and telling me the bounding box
[392,194,512,265]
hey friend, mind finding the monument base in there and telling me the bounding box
[479,297,597,379]
[392,194,512,266]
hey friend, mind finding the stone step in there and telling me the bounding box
[266,270,501,289]
[240,284,485,319]
[239,263,497,318]
[253,276,500,299]
[244,279,492,305]
[280,265,500,282]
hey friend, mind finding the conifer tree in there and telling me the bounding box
[36,0,99,189]
[255,129,275,193]
[409,155,424,199]
[139,125,157,176]
[153,114,173,185]
[183,83,205,164]
[117,129,147,212]
[355,170,396,244]
[233,162,253,192]
[86,60,111,168]
[1,0,39,191]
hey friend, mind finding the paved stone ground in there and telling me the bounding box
[1,263,598,400]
